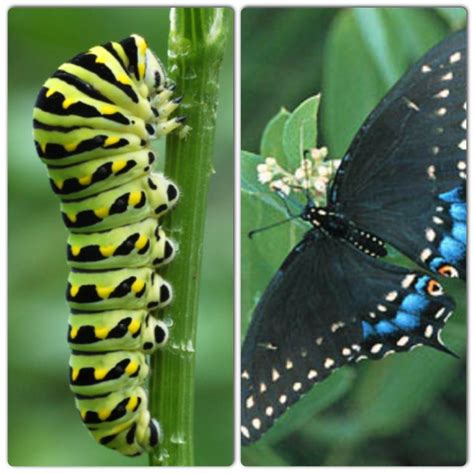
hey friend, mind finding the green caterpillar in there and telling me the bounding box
[33,34,184,456]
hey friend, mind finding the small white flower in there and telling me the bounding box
[270,179,290,195]
[258,171,273,184]
[313,178,327,194]
[265,157,277,167]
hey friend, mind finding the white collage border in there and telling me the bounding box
[1,0,471,471]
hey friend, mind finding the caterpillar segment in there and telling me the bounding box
[67,218,175,270]
[33,34,184,456]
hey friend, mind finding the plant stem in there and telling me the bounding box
[149,7,230,466]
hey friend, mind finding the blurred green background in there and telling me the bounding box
[242,7,466,466]
[8,7,233,466]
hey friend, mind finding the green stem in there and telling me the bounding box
[149,7,229,466]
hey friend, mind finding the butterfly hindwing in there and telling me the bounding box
[329,29,466,280]
[241,230,454,445]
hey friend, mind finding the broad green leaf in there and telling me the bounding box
[260,108,290,162]
[241,151,306,334]
[436,7,467,29]
[282,95,320,167]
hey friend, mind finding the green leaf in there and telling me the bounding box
[241,150,306,334]
[282,95,320,167]
[260,107,290,162]
[436,7,467,29]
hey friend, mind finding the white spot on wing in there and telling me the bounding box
[450,51,461,63]
[272,368,280,382]
[241,426,250,438]
[397,336,410,347]
[324,358,335,369]
[434,89,450,99]
[279,394,287,404]
[293,382,302,392]
[370,343,383,354]
[425,228,436,242]
[421,248,432,262]
[385,291,398,302]
[458,139,467,150]
[307,369,318,380]
[252,418,261,430]
[246,396,254,409]
[402,274,416,289]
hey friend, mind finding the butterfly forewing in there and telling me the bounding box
[330,29,466,279]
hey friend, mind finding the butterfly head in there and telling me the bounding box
[301,202,329,228]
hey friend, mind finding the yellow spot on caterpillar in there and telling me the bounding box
[128,191,142,206]
[96,286,113,299]
[94,327,109,339]
[112,159,127,173]
[131,279,145,294]
[39,142,47,154]
[69,326,78,339]
[97,408,111,421]
[99,245,115,257]
[94,367,108,380]
[128,319,140,334]
[46,88,55,98]
[62,97,75,109]
[80,409,87,420]
[71,368,80,382]
[78,175,92,186]
[137,37,147,55]
[117,73,131,84]
[125,361,139,375]
[126,396,139,412]
[66,212,77,223]
[138,62,146,78]
[54,179,64,190]
[94,207,109,219]
[134,235,148,250]
[104,136,120,147]
[64,142,78,152]
[100,104,118,115]
[70,285,79,298]
[71,245,81,257]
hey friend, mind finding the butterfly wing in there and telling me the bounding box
[329,29,466,279]
[241,230,454,445]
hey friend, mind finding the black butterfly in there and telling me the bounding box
[241,29,466,445]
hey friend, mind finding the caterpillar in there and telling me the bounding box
[33,34,185,456]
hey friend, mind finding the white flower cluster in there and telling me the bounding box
[256,147,341,205]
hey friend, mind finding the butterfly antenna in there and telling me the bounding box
[248,215,300,239]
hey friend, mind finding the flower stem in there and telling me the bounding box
[149,7,230,466]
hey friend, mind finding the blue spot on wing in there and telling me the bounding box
[449,203,466,221]
[393,311,420,331]
[362,321,375,339]
[439,235,465,263]
[400,293,429,315]
[439,186,464,203]
[375,320,397,335]
[452,221,466,244]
